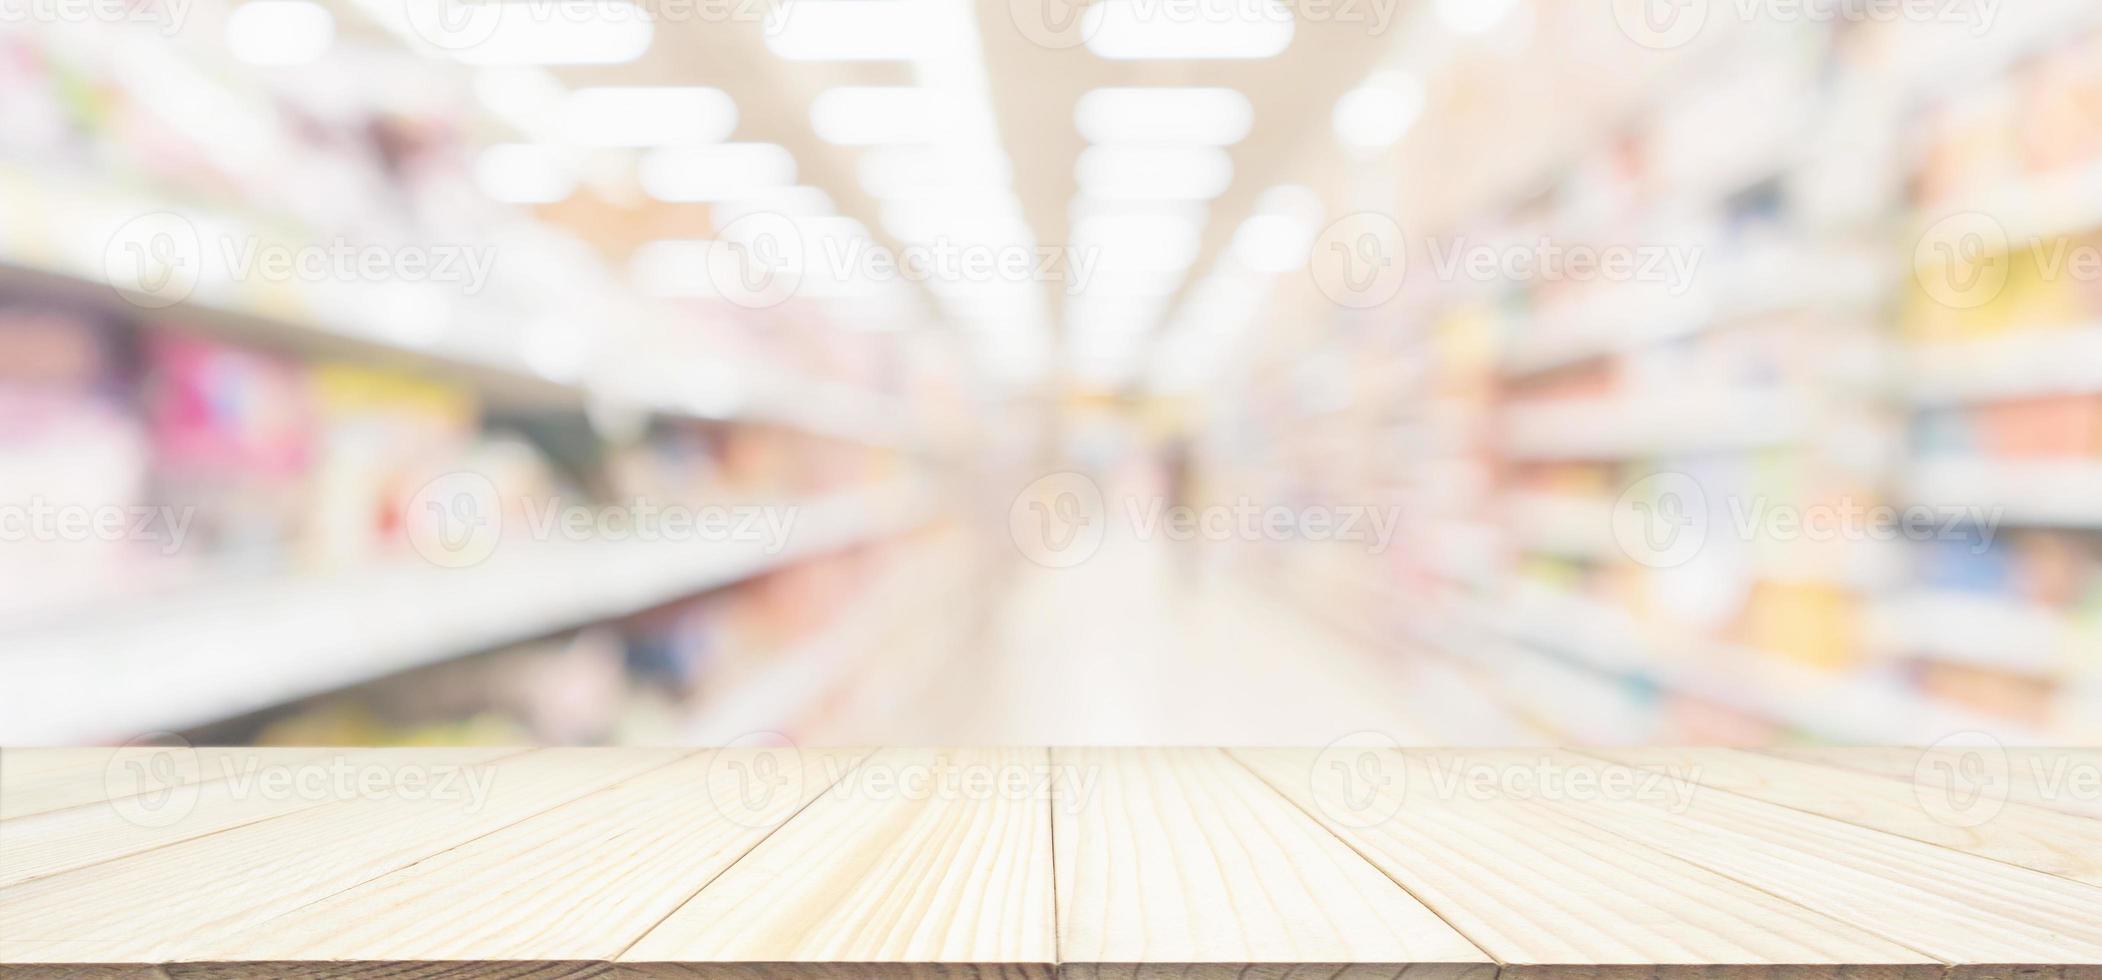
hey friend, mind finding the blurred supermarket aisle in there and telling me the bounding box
[784,502,1546,746]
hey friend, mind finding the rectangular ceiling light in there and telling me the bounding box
[764,0,932,60]
[639,143,798,202]
[859,145,1013,199]
[1072,212,1202,271]
[475,144,578,203]
[1075,87,1253,145]
[1075,145,1233,200]
[560,87,737,146]
[810,86,935,145]
[1083,0,1294,59]
[711,185,836,225]
[442,0,653,65]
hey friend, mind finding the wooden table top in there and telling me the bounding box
[3,746,2101,979]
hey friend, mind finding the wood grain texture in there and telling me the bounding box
[1517,750,2102,976]
[151,748,861,971]
[6,748,2102,980]
[1230,748,1942,980]
[1756,745,2102,822]
[0,748,686,967]
[619,748,1055,978]
[0,748,326,822]
[1051,747,1491,980]
[0,749,511,889]
[1586,747,2102,885]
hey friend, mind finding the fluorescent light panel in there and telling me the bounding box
[561,87,736,147]
[1075,87,1252,146]
[1075,145,1233,201]
[639,143,797,202]
[225,0,334,66]
[765,0,933,60]
[449,0,653,65]
[810,86,936,144]
[475,144,578,203]
[1083,0,1293,59]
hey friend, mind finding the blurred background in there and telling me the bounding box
[1,0,2096,747]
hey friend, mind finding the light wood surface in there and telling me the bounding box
[1051,747,1492,979]
[622,748,1055,976]
[1584,747,2102,886]
[2,747,2102,979]
[1230,749,1942,980]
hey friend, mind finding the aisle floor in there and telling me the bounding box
[796,527,1543,746]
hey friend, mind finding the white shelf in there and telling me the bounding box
[1868,590,2092,675]
[1502,251,1890,378]
[0,483,935,744]
[1904,458,2102,528]
[1505,493,1616,559]
[1906,325,2102,405]
[1912,161,2102,246]
[1470,583,2045,744]
[1503,389,1814,460]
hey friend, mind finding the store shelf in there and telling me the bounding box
[1470,583,2041,744]
[1904,458,2102,527]
[1906,325,2102,405]
[1503,254,1890,378]
[1868,590,2092,675]
[1505,493,1616,559]
[1913,161,2102,245]
[0,483,936,744]
[1503,389,1814,460]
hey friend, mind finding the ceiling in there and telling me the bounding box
[311,0,1574,392]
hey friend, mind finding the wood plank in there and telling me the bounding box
[1230,748,1943,980]
[1757,746,2102,822]
[0,749,515,890]
[1588,747,2102,884]
[129,747,862,977]
[1506,750,2102,975]
[1050,747,1492,980]
[0,748,687,968]
[0,748,326,822]
[618,747,1057,980]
